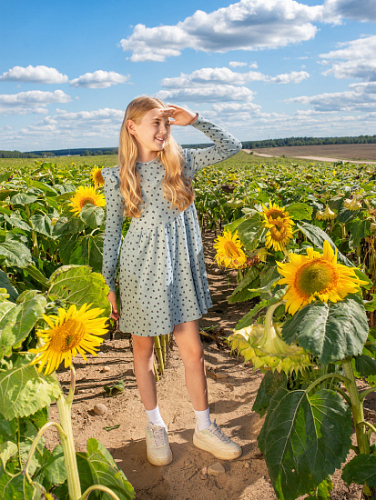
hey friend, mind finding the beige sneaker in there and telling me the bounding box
[145,423,172,466]
[193,420,242,460]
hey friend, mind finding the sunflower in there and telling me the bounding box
[277,239,368,315]
[90,166,105,187]
[262,202,294,252]
[228,322,311,375]
[213,230,247,269]
[29,303,108,375]
[344,198,362,211]
[316,204,336,221]
[69,186,106,216]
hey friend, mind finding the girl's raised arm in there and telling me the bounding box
[101,166,123,292]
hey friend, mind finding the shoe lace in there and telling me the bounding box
[209,420,231,442]
[150,425,168,447]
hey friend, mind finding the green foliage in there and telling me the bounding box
[342,455,376,489]
[281,296,368,364]
[258,388,352,500]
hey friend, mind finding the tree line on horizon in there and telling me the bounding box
[1,134,375,159]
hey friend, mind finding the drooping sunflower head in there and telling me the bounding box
[277,239,368,315]
[29,303,108,375]
[213,230,247,269]
[69,186,106,216]
[316,204,337,221]
[344,198,362,211]
[90,166,105,187]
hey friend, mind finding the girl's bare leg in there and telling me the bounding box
[173,319,208,411]
[132,335,157,411]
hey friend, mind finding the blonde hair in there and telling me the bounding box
[118,96,195,218]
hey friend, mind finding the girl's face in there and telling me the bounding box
[127,107,171,161]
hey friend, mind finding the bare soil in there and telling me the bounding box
[45,230,375,500]
[244,144,376,163]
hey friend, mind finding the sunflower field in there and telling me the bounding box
[0,151,376,499]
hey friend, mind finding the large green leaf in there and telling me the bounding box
[236,213,265,251]
[3,214,32,232]
[342,454,376,488]
[29,180,58,196]
[355,354,376,377]
[0,354,62,420]
[0,408,49,475]
[0,441,18,469]
[282,296,368,364]
[0,466,42,500]
[30,213,53,238]
[53,217,86,237]
[297,222,353,267]
[228,267,260,304]
[252,371,287,417]
[0,294,47,359]
[67,233,104,272]
[47,265,111,316]
[78,438,135,499]
[258,387,352,500]
[34,445,67,492]
[10,193,39,205]
[285,202,312,221]
[80,205,105,229]
[0,240,32,267]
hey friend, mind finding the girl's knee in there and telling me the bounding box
[182,343,204,367]
[132,335,154,358]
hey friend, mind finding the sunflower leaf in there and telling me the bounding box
[258,387,352,500]
[80,205,105,229]
[74,438,135,499]
[47,265,111,316]
[0,240,33,268]
[296,222,353,267]
[282,295,368,364]
[0,294,47,358]
[0,354,62,420]
[0,467,43,500]
[285,202,313,221]
[342,454,376,488]
[228,267,260,304]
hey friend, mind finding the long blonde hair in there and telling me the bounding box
[118,96,195,218]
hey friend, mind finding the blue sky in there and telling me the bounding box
[0,0,375,152]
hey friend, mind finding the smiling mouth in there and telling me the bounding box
[155,137,165,143]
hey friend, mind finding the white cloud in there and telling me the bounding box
[120,0,321,62]
[156,85,255,103]
[0,90,72,115]
[0,106,49,116]
[229,61,248,67]
[320,36,376,81]
[322,0,376,23]
[287,82,376,112]
[70,70,130,88]
[162,67,309,87]
[0,65,68,84]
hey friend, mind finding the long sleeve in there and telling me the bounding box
[101,166,123,292]
[185,115,242,175]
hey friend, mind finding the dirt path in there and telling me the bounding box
[243,149,376,165]
[45,230,374,499]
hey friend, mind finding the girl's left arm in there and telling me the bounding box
[187,115,242,173]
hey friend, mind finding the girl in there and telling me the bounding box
[102,96,242,466]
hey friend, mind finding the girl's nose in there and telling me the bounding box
[159,122,168,135]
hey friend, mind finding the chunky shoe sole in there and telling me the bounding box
[193,431,242,460]
[146,447,173,466]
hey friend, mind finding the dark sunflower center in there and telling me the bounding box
[50,319,85,352]
[296,260,334,296]
[224,241,241,259]
[80,197,96,208]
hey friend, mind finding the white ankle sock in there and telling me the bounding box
[145,406,166,427]
[194,408,212,432]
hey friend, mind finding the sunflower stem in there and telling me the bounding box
[79,485,122,500]
[305,373,350,395]
[153,359,159,382]
[53,372,82,500]
[154,336,164,375]
[341,358,370,457]
[264,301,284,338]
[23,421,67,483]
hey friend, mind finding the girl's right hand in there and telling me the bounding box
[107,291,120,321]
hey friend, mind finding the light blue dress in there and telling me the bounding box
[101,115,241,336]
